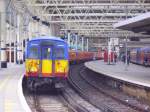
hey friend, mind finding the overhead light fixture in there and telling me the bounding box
[42,21,50,26]
[32,16,40,22]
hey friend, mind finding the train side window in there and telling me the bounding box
[28,47,39,59]
[42,47,51,59]
[54,48,65,59]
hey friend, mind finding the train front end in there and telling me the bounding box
[25,37,69,82]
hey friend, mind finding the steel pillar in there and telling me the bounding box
[86,38,89,51]
[81,35,84,51]
[16,14,23,64]
[67,30,71,48]
[9,12,12,63]
[48,26,51,36]
[125,35,128,70]
[13,12,17,64]
[36,21,39,37]
[38,22,40,37]
[0,0,7,68]
[75,33,78,51]
[108,37,111,64]
[29,21,33,40]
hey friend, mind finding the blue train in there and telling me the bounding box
[25,36,69,89]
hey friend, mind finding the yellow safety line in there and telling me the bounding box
[4,100,14,112]
[0,75,12,90]
[0,75,13,112]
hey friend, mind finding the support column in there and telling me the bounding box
[81,35,84,51]
[16,14,22,64]
[75,33,78,51]
[38,21,40,37]
[86,38,89,51]
[0,0,7,68]
[48,25,51,36]
[23,31,27,61]
[36,21,39,37]
[125,35,128,70]
[32,21,35,37]
[13,13,17,64]
[22,31,25,62]
[20,16,23,64]
[67,30,71,48]
[20,28,24,64]
[28,21,32,40]
[108,37,111,64]
[9,12,12,63]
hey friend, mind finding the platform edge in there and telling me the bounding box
[18,74,32,112]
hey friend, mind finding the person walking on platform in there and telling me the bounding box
[144,55,148,66]
[127,54,130,65]
[122,54,125,63]
[114,53,117,63]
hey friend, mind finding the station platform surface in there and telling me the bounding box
[85,60,150,88]
[0,64,31,112]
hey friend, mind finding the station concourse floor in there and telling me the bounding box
[85,60,150,88]
[0,63,30,112]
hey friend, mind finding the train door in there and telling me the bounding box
[53,46,68,77]
[41,46,53,77]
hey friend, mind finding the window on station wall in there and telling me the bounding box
[28,47,39,59]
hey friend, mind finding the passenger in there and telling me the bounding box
[93,55,96,60]
[127,54,130,65]
[144,55,148,66]
[122,54,125,63]
[114,53,117,63]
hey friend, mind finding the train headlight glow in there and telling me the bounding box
[30,67,37,72]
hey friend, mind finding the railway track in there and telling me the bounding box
[68,64,149,112]
[23,77,100,112]
[80,66,150,112]
[24,90,69,112]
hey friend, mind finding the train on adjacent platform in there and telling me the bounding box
[24,36,101,90]
[130,47,150,66]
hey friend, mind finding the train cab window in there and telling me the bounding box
[28,47,39,59]
[42,47,51,59]
[54,48,65,59]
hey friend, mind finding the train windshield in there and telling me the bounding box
[54,47,65,59]
[28,47,39,59]
[42,47,51,59]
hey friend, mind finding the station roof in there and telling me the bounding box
[12,0,150,38]
[114,12,150,34]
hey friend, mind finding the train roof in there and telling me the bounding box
[131,48,140,51]
[141,47,150,51]
[30,36,65,42]
[131,47,150,52]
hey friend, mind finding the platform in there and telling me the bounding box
[0,64,31,112]
[85,60,150,88]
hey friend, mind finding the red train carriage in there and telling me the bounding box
[69,50,101,64]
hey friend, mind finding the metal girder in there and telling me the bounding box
[29,3,150,6]
[46,20,118,23]
[12,0,150,39]
[60,30,150,38]
[60,28,119,31]
[43,13,139,17]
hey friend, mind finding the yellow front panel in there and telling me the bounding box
[26,59,40,72]
[55,60,68,73]
[42,60,52,74]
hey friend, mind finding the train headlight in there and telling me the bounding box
[30,67,37,72]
